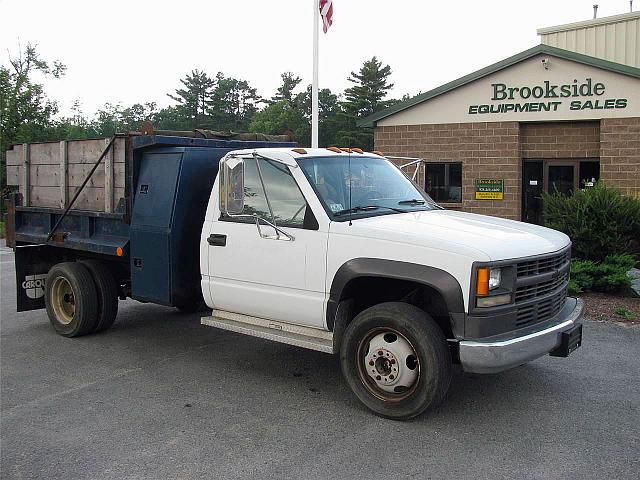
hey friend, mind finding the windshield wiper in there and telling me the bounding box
[398,198,426,205]
[334,205,407,217]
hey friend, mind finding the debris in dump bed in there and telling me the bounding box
[139,121,294,142]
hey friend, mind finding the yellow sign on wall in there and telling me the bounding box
[475,178,504,200]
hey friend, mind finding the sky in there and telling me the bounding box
[0,0,636,118]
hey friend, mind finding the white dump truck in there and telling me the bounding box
[8,136,583,419]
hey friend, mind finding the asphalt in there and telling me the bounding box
[1,245,639,480]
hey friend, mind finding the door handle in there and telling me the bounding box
[207,234,227,246]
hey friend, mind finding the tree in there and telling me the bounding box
[167,69,215,128]
[343,56,394,117]
[270,72,302,104]
[250,100,309,144]
[293,85,345,147]
[209,72,261,131]
[91,102,158,135]
[1,43,66,208]
[336,57,395,150]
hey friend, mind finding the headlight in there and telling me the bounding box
[475,266,510,307]
[476,293,511,308]
[489,268,501,290]
[476,267,502,295]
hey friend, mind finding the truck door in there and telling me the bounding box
[205,155,328,329]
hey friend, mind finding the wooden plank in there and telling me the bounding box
[6,165,19,186]
[66,163,125,188]
[22,144,30,206]
[104,138,114,213]
[66,138,124,164]
[6,145,21,166]
[29,186,125,211]
[60,140,68,208]
[28,164,60,187]
[28,142,60,165]
[113,137,126,163]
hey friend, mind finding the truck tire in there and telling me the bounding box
[80,260,119,332]
[44,262,99,337]
[340,302,452,420]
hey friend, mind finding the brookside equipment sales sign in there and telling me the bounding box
[469,78,628,115]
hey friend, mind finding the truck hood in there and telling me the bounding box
[338,209,570,261]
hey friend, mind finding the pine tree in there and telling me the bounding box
[167,69,215,127]
[270,72,302,104]
[343,56,394,117]
[209,73,261,131]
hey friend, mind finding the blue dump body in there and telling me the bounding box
[12,135,295,311]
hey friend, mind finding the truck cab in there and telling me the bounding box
[199,147,584,419]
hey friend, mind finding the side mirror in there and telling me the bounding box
[222,156,244,215]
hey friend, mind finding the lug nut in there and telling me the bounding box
[376,375,381,381]
[389,374,394,379]
[390,359,396,364]
[378,350,383,356]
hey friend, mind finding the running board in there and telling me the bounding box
[201,310,334,354]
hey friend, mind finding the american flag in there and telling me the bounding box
[319,0,333,33]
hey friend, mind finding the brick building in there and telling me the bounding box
[360,13,640,224]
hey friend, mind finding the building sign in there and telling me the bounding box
[475,178,504,200]
[468,78,628,115]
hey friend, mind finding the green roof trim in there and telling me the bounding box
[358,44,640,128]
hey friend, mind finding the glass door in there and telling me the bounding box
[546,163,577,195]
[522,161,544,224]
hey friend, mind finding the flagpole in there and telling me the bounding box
[312,0,319,148]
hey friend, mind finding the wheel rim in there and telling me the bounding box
[356,328,420,402]
[50,276,76,325]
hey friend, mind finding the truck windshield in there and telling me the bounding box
[298,156,437,220]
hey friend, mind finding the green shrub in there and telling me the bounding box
[568,254,636,295]
[543,183,640,262]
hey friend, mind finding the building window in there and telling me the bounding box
[425,163,462,203]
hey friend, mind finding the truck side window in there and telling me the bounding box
[225,158,310,228]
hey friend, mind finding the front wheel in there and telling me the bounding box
[340,302,452,420]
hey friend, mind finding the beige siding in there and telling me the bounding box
[539,12,640,67]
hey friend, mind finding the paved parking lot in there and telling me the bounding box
[1,246,639,480]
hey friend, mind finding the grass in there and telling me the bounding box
[614,307,637,321]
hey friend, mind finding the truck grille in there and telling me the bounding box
[515,271,569,302]
[516,288,568,327]
[516,249,570,277]
[514,248,571,328]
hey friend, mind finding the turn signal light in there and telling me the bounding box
[116,247,124,257]
[351,148,364,154]
[476,267,489,296]
[326,147,342,153]
[371,150,385,156]
[292,148,307,154]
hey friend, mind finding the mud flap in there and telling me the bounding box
[15,244,58,312]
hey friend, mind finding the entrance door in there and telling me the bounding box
[522,160,590,224]
[522,161,544,224]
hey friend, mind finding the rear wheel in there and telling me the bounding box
[45,262,99,337]
[80,260,119,332]
[340,302,452,420]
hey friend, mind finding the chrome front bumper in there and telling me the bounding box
[459,297,584,374]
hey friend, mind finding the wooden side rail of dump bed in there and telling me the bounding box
[6,137,127,213]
